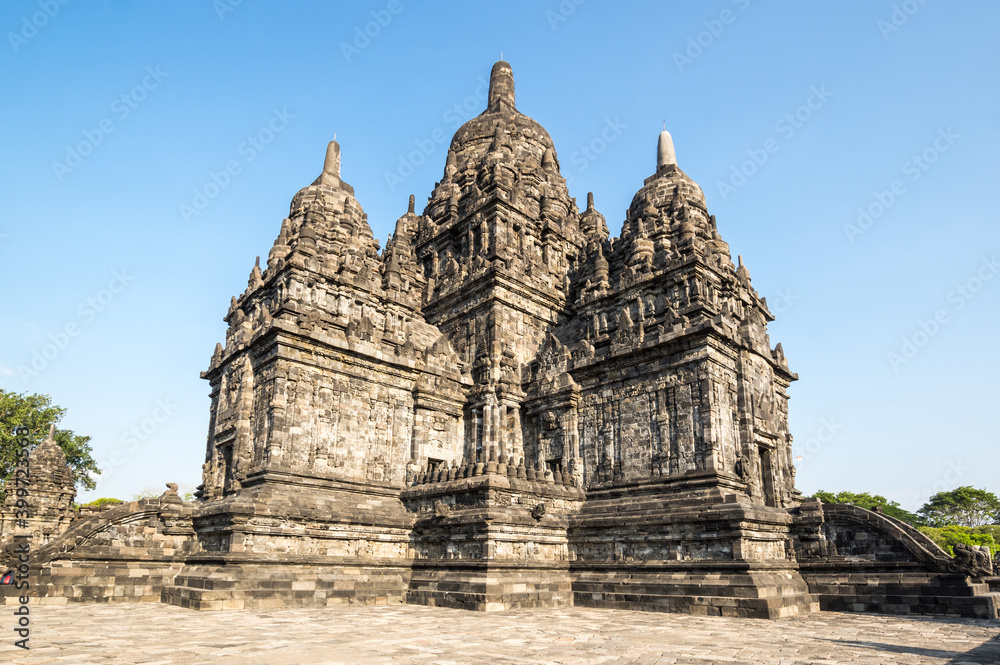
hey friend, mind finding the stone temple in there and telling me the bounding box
[2,61,997,619]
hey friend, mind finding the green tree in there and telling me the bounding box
[917,525,999,556]
[918,486,1000,527]
[0,390,100,500]
[78,497,123,509]
[811,490,923,525]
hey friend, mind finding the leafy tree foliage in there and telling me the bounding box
[917,525,999,556]
[811,490,922,525]
[918,486,1000,528]
[77,497,123,509]
[0,390,100,500]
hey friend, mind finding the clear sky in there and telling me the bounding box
[2,1,997,509]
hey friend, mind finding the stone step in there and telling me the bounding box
[574,590,818,619]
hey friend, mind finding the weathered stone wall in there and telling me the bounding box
[269,350,415,484]
[164,561,412,610]
[576,357,713,486]
[191,480,413,558]
[404,474,583,563]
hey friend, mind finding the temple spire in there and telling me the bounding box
[657,128,677,171]
[488,60,515,112]
[324,140,341,178]
[312,140,346,187]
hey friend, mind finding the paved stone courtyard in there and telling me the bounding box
[2,604,999,664]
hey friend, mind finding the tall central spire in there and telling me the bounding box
[311,140,349,190]
[487,60,515,112]
[657,128,677,171]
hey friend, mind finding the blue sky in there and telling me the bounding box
[1,1,997,509]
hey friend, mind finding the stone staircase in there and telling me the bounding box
[571,563,819,619]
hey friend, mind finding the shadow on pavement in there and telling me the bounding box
[820,637,1000,665]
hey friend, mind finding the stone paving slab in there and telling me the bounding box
[1,603,999,664]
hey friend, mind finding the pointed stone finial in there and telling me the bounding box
[312,140,350,189]
[408,194,415,214]
[737,254,750,281]
[587,192,595,211]
[47,423,56,442]
[324,140,341,178]
[657,129,677,170]
[250,256,263,285]
[488,60,515,112]
[594,241,609,279]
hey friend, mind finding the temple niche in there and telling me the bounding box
[4,60,997,621]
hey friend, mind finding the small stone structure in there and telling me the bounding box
[3,61,997,619]
[0,425,76,548]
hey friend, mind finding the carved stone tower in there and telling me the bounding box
[7,60,998,621]
[416,61,584,471]
[181,59,811,615]
[142,60,998,619]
